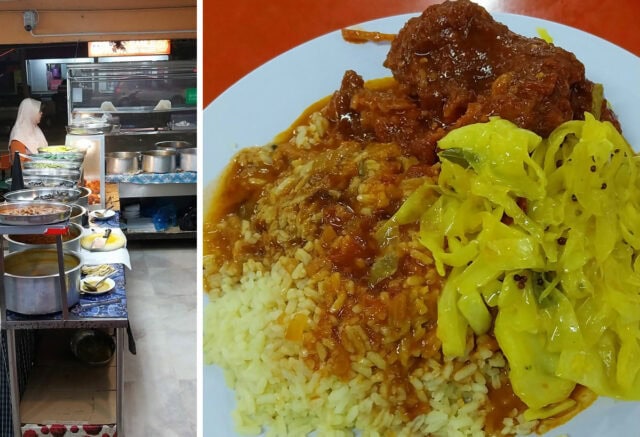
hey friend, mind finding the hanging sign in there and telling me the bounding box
[88,40,171,57]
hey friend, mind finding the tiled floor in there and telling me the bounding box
[122,239,197,436]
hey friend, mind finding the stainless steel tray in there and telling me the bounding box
[6,176,77,188]
[23,160,82,171]
[37,145,85,154]
[4,187,82,204]
[0,201,71,225]
[23,168,81,181]
[30,152,85,162]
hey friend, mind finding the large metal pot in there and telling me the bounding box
[141,149,176,173]
[106,151,140,175]
[4,249,82,315]
[155,141,191,151]
[4,222,84,253]
[70,329,115,366]
[179,148,197,172]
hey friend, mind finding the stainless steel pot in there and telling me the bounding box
[179,148,197,172]
[70,329,115,366]
[141,149,176,173]
[106,151,140,175]
[4,222,84,253]
[75,186,91,207]
[4,249,82,315]
[155,141,192,150]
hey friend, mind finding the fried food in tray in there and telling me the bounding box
[0,201,71,226]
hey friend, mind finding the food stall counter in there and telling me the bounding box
[0,214,133,437]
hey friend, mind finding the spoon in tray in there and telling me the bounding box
[83,275,110,292]
[94,206,113,218]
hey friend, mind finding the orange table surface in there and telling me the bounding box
[204,0,640,107]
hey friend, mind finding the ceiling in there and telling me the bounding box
[0,0,197,44]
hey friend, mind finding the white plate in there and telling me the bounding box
[203,12,640,437]
[80,276,115,295]
[89,209,116,220]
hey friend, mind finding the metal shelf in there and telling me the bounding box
[117,182,195,198]
[125,230,195,241]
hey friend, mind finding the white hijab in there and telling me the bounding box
[9,98,48,154]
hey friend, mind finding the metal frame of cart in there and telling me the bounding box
[0,222,128,437]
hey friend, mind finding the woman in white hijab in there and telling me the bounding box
[9,97,47,158]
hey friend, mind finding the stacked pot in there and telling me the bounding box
[105,141,197,175]
[0,200,82,315]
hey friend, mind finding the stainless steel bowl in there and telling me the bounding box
[23,160,82,171]
[6,176,77,189]
[4,249,82,315]
[30,152,85,162]
[76,186,91,207]
[4,187,82,204]
[69,204,87,225]
[4,222,84,253]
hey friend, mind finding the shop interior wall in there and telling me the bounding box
[0,0,197,145]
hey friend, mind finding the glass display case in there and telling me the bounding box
[65,61,197,239]
[66,60,196,131]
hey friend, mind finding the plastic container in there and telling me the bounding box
[152,203,177,231]
[185,87,196,106]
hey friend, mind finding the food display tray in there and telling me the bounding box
[23,160,82,170]
[22,168,82,181]
[4,187,82,204]
[0,202,71,226]
[5,176,77,188]
[29,152,85,162]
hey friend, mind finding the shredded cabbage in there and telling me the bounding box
[393,114,640,413]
